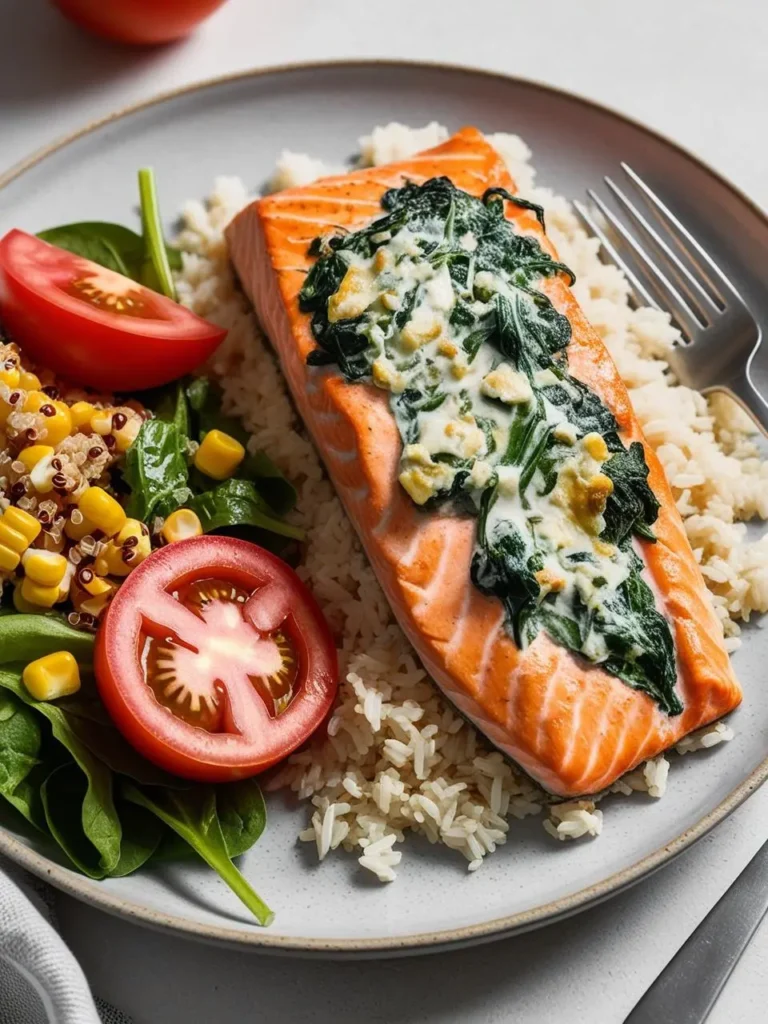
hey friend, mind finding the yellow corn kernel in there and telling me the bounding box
[18,371,41,391]
[112,413,141,453]
[162,508,203,544]
[13,584,42,614]
[583,432,609,463]
[41,402,72,446]
[77,486,126,537]
[0,366,19,388]
[69,401,97,430]
[2,507,41,545]
[0,519,29,555]
[194,429,245,481]
[17,445,55,472]
[0,545,20,572]
[22,651,80,701]
[80,570,114,598]
[90,408,115,436]
[20,577,61,608]
[71,570,115,617]
[22,390,47,413]
[64,511,97,542]
[22,549,68,587]
[100,519,151,576]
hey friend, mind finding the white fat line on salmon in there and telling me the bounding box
[583,696,646,793]
[442,585,475,659]
[412,531,466,618]
[474,610,505,693]
[324,442,358,463]
[398,527,428,570]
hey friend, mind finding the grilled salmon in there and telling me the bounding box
[226,127,742,798]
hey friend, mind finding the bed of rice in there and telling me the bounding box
[173,123,767,881]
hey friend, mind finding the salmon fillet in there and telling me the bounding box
[226,127,742,797]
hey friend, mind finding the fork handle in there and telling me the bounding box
[623,837,768,1024]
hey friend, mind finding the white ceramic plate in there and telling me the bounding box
[1,61,767,957]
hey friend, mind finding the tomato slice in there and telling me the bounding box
[95,536,338,782]
[0,230,226,391]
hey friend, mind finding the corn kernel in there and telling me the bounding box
[72,577,114,617]
[2,507,41,545]
[23,651,80,701]
[18,371,41,391]
[13,584,42,614]
[77,486,126,537]
[42,402,72,446]
[99,519,151,576]
[22,549,68,587]
[80,571,114,598]
[22,390,47,414]
[583,432,609,463]
[64,511,97,543]
[20,577,61,608]
[113,414,141,453]
[0,366,19,388]
[194,430,245,481]
[0,520,30,555]
[90,409,115,436]
[162,508,203,544]
[29,454,55,494]
[70,401,97,430]
[0,545,20,572]
[18,445,55,472]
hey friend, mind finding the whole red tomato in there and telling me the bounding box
[51,0,228,45]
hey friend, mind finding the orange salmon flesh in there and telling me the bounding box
[226,127,741,798]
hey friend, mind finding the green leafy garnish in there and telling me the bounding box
[122,418,192,523]
[37,221,182,283]
[189,479,304,541]
[122,783,274,927]
[0,614,273,923]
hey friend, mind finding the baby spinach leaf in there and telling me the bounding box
[0,614,94,667]
[37,221,181,282]
[602,442,660,546]
[0,689,42,824]
[0,668,122,874]
[122,418,192,522]
[154,380,191,440]
[189,479,304,542]
[216,779,267,859]
[122,782,274,926]
[108,800,164,878]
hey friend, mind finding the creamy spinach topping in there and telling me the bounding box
[299,178,681,715]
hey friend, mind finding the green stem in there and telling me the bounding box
[138,167,176,301]
[195,848,275,927]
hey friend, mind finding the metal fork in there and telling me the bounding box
[574,166,768,436]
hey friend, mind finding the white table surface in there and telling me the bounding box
[2,1,767,1021]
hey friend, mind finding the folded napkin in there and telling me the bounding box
[0,860,128,1024]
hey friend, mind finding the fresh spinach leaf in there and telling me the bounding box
[122,782,274,926]
[216,779,267,859]
[0,689,43,826]
[0,668,122,875]
[154,380,191,440]
[0,614,94,667]
[122,418,192,522]
[37,221,181,282]
[189,479,304,541]
[602,442,660,546]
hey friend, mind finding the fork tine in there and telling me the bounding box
[573,200,660,311]
[620,163,738,304]
[585,189,705,337]
[604,175,720,318]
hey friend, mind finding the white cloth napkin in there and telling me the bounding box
[0,860,128,1024]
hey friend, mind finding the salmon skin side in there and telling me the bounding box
[226,127,742,798]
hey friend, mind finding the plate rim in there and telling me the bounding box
[1,57,766,956]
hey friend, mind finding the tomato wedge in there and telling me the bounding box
[0,230,226,391]
[95,536,338,782]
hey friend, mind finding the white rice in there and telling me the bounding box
[174,122,767,883]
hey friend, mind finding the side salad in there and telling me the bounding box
[0,171,339,925]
